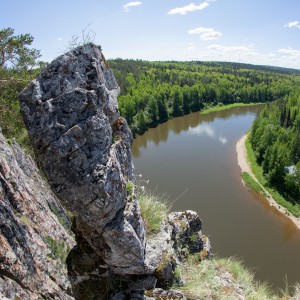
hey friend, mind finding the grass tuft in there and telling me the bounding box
[177,255,275,300]
[138,190,170,235]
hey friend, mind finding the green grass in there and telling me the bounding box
[241,172,267,197]
[177,255,275,300]
[245,135,300,217]
[200,102,263,115]
[44,236,70,263]
[138,189,169,235]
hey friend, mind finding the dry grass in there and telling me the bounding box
[138,189,170,235]
[177,255,275,300]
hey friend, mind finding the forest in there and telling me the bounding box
[250,92,300,202]
[109,59,300,135]
[0,28,44,149]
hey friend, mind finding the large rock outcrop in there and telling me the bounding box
[18,43,211,298]
[19,43,147,276]
[0,131,75,300]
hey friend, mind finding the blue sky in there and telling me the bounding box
[2,0,300,69]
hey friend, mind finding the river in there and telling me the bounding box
[132,105,300,290]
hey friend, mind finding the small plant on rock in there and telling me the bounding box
[138,189,170,235]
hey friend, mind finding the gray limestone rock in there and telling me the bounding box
[19,43,148,276]
[146,210,211,289]
[18,43,212,298]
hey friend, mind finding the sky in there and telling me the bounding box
[2,0,300,69]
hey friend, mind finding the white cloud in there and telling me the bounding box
[58,38,62,41]
[123,1,142,12]
[278,48,300,61]
[285,21,300,28]
[278,48,300,56]
[195,44,279,67]
[168,2,209,15]
[206,44,252,52]
[188,27,222,40]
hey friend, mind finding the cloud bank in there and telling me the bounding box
[123,1,142,12]
[168,2,209,15]
[278,48,300,61]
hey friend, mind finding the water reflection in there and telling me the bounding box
[132,104,300,289]
[132,105,264,157]
[188,124,228,145]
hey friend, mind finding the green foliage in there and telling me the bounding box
[44,236,70,264]
[241,172,267,197]
[0,27,41,70]
[250,92,300,212]
[246,134,300,217]
[200,102,262,115]
[0,78,32,148]
[138,189,169,235]
[0,28,44,150]
[125,181,134,197]
[109,59,300,136]
[173,265,181,280]
[278,280,300,299]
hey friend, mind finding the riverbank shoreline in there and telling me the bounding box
[236,134,300,230]
[200,102,264,115]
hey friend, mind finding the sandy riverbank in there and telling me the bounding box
[236,134,300,230]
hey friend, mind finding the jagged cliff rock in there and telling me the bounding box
[18,43,211,298]
[19,43,148,277]
[0,131,75,299]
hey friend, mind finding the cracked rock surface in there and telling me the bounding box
[0,131,75,300]
[19,43,148,276]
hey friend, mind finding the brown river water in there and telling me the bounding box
[132,105,300,290]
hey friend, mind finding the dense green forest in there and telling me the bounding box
[250,93,300,203]
[109,59,300,135]
[0,28,44,148]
